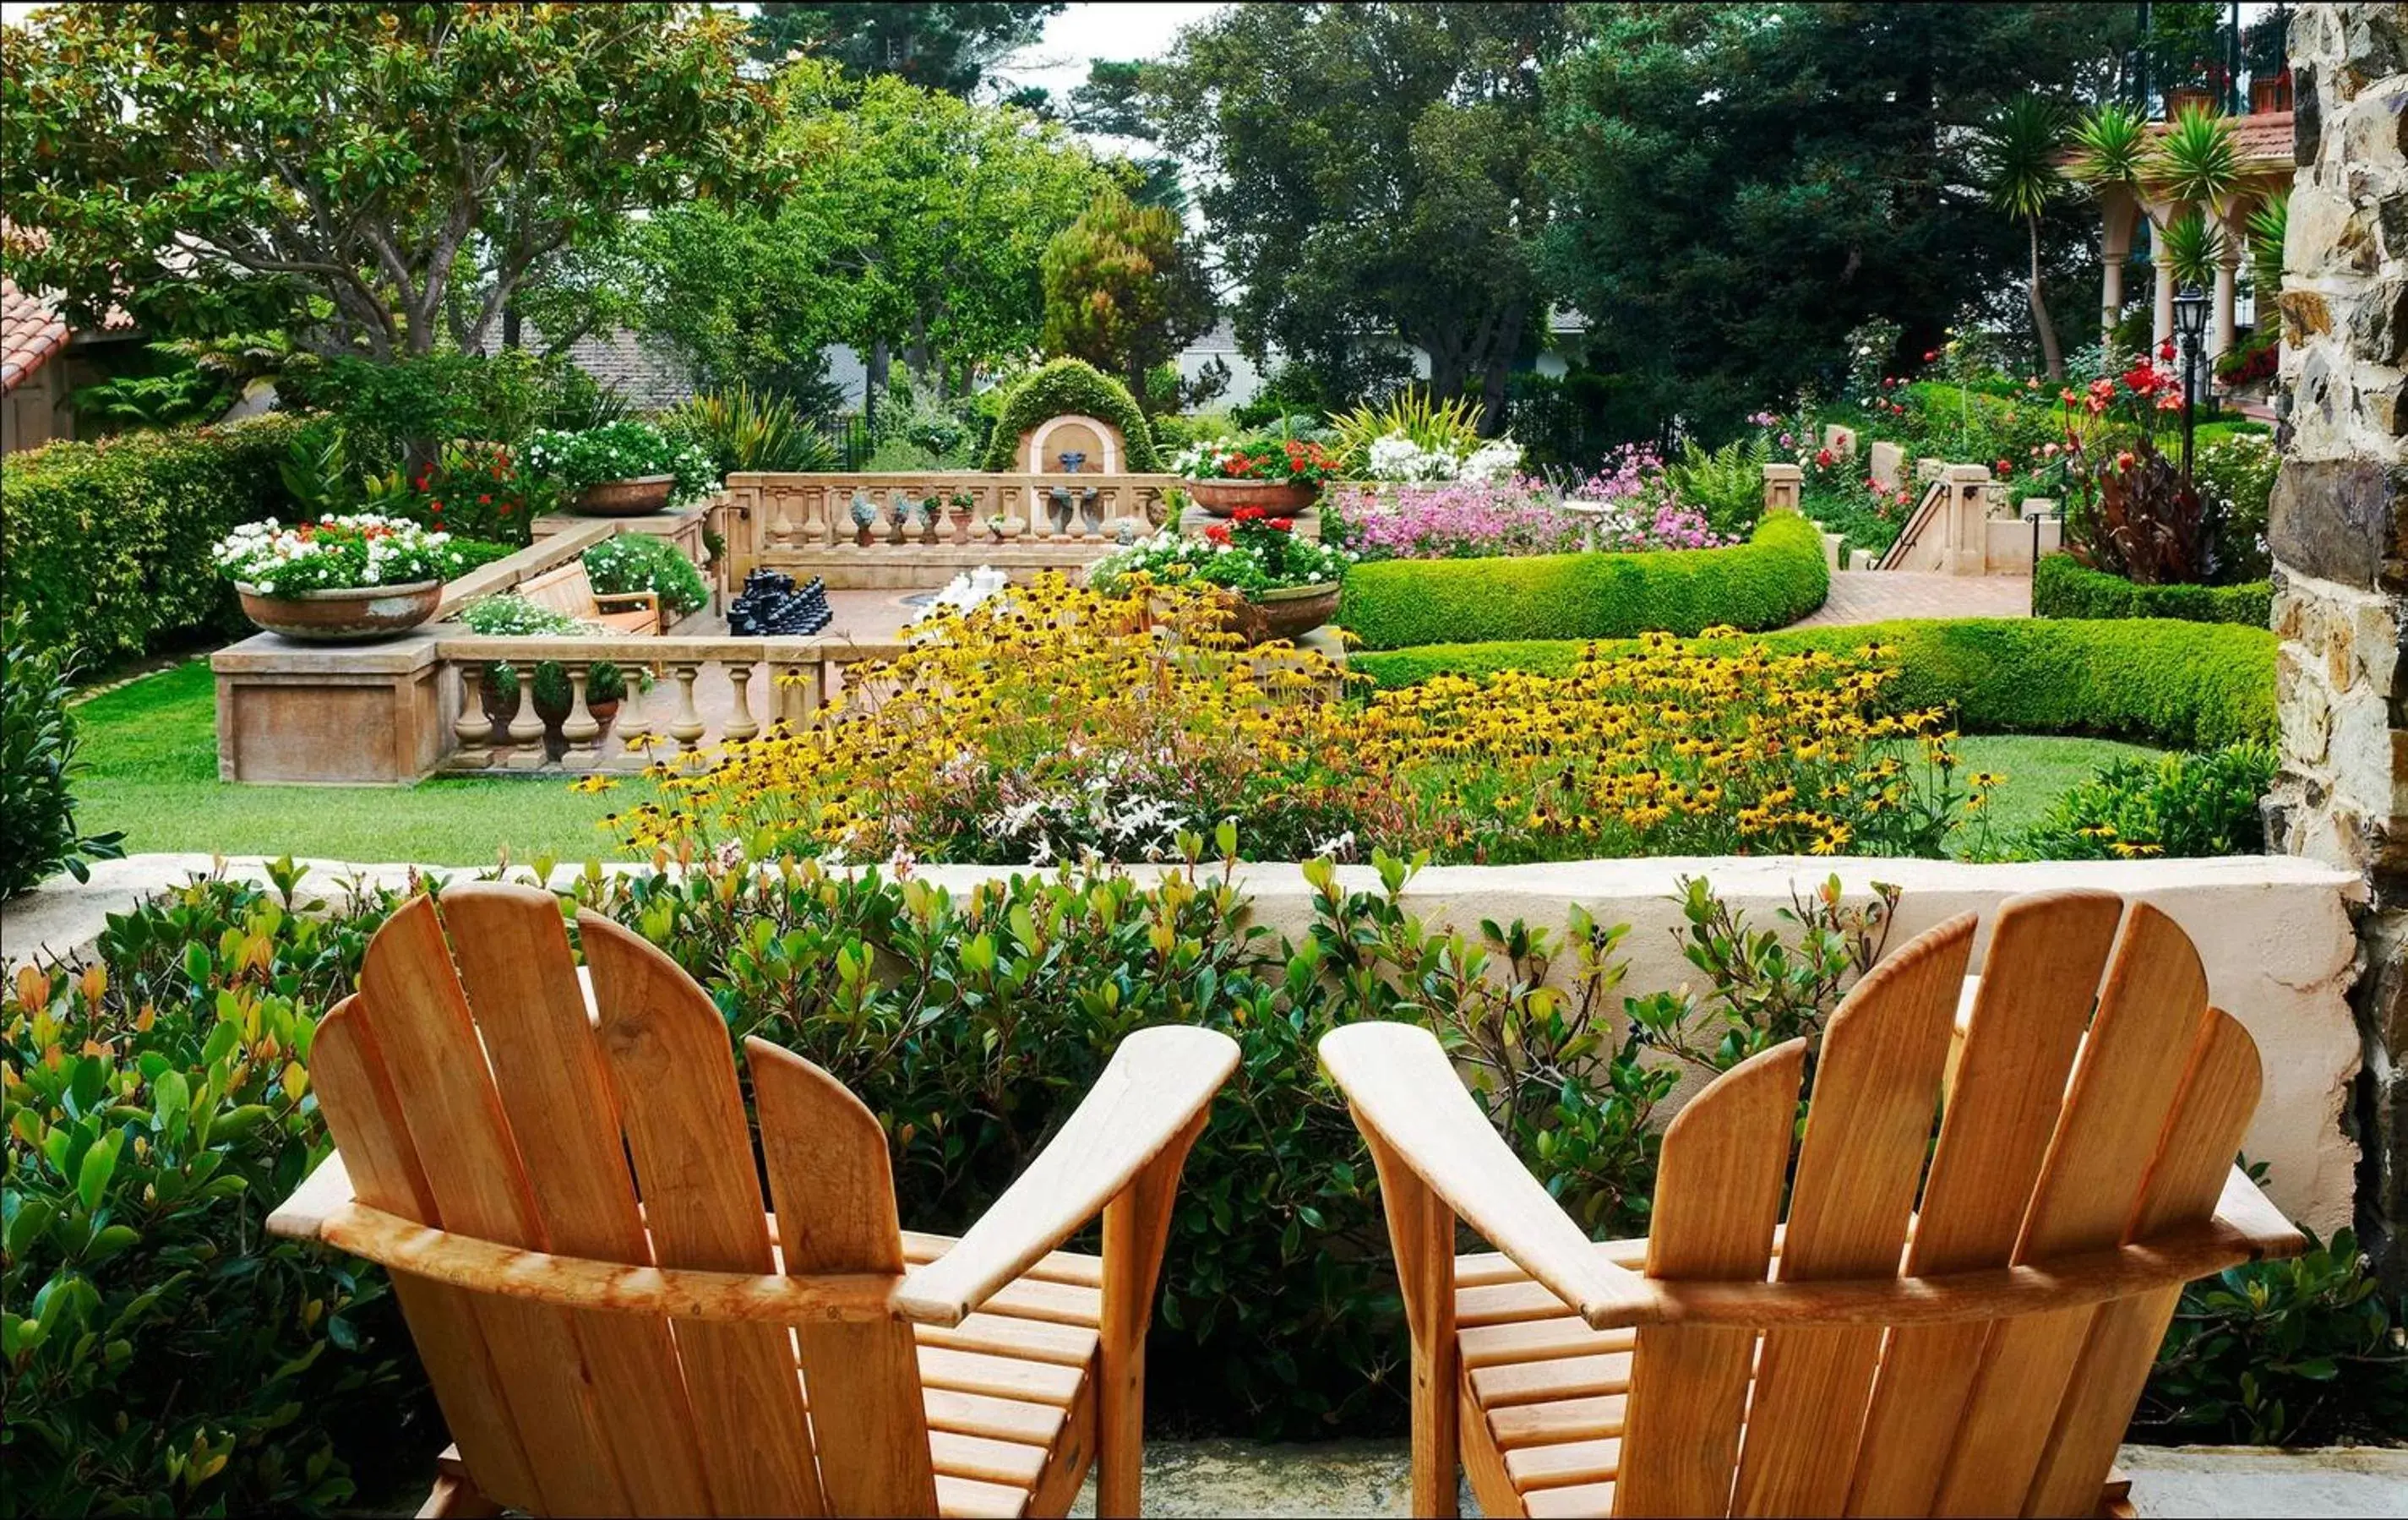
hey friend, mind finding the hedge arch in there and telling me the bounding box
[978,358,1161,473]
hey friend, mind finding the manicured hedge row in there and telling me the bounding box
[2033,554,2272,628]
[1,415,308,662]
[1336,511,1829,651]
[1352,616,2276,751]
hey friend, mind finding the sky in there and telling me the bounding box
[1003,2,1226,102]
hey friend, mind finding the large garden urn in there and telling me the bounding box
[575,474,676,516]
[1220,581,1343,647]
[237,580,443,642]
[1185,478,1321,518]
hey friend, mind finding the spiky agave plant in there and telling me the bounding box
[2157,209,2222,290]
[2067,100,2153,192]
[1327,389,1485,473]
[2149,103,2244,215]
[2248,192,2287,302]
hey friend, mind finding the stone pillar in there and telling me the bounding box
[2101,190,2138,346]
[2266,3,2408,1287]
[1761,462,1802,514]
[2153,243,2177,353]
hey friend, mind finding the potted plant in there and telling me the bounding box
[1173,433,1344,517]
[525,421,721,517]
[948,490,977,542]
[1086,507,1356,646]
[214,514,463,641]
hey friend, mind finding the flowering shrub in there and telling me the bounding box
[1170,433,1345,487]
[615,582,1979,866]
[581,533,710,619]
[1360,431,1524,484]
[212,514,460,596]
[408,440,541,546]
[523,421,719,507]
[1089,509,1355,598]
[455,593,594,637]
[1327,449,1723,561]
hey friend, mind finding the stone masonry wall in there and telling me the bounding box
[2269,3,2408,1284]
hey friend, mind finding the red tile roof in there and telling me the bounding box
[2146,109,2295,169]
[1,277,72,395]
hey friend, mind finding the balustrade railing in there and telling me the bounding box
[434,635,905,774]
[719,471,1177,568]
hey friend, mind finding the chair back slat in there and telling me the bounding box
[1845,891,2123,1516]
[582,913,829,1517]
[753,1038,940,1517]
[351,896,637,1515]
[1615,1041,1803,1519]
[1929,902,2212,1514]
[1726,913,1973,1517]
[308,996,545,1512]
[439,885,717,1515]
[2021,1009,2262,1515]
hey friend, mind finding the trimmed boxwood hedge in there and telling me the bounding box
[2032,553,2272,628]
[1337,512,1830,651]
[2,414,308,662]
[1351,617,2275,751]
[976,357,1160,473]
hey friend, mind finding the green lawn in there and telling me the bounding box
[72,659,636,866]
[68,658,2164,864]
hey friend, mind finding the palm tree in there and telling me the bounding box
[2067,101,2154,350]
[1981,95,2068,379]
[2149,102,2244,218]
[2248,193,2287,307]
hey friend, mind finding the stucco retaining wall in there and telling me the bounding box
[7,852,2367,1234]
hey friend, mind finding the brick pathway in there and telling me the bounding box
[1790,571,2031,628]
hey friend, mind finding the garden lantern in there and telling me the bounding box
[2174,281,2211,478]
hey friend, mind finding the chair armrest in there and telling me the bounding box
[892,1026,1239,1327]
[1320,1022,1653,1330]
[590,590,660,611]
[267,1149,357,1241]
[2210,1164,2307,1261]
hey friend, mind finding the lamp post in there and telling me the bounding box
[2173,280,2210,481]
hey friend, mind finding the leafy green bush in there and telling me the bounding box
[1337,513,1829,651]
[2195,431,2277,582]
[2140,1223,2408,1446]
[660,384,837,475]
[2034,554,2270,627]
[1663,435,1769,537]
[277,351,623,479]
[1351,616,2277,750]
[1,415,308,661]
[2008,742,2277,860]
[2,611,126,897]
[3,869,423,1513]
[975,358,1160,472]
[582,534,710,620]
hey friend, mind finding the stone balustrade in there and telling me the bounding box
[433,634,906,775]
[717,471,1179,591]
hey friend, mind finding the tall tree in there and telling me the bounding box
[618,58,1111,398]
[748,3,1062,97]
[0,3,782,360]
[1147,3,1572,428]
[1981,95,2071,379]
[1541,3,2131,439]
[1040,187,1215,401]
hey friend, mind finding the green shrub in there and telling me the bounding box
[2008,742,2277,861]
[659,384,836,475]
[1351,616,2276,750]
[1,415,308,662]
[975,358,1160,473]
[1663,435,1769,537]
[2034,554,2270,627]
[582,534,711,621]
[277,351,623,478]
[3,869,423,1514]
[2140,1223,2408,1446]
[1336,514,1828,651]
[2,610,125,897]
[2195,431,2278,581]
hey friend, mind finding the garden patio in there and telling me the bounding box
[4,4,2405,1518]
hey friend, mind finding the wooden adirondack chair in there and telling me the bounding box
[265,882,1239,1518]
[1320,891,2307,1519]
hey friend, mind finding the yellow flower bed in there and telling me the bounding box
[610,573,1991,864]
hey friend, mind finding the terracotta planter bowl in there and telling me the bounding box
[1221,581,1343,646]
[576,474,676,515]
[1185,478,1321,518]
[237,580,442,643]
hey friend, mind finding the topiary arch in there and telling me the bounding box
[977,358,1161,472]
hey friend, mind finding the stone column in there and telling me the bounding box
[2266,3,2408,1287]
[2101,190,2139,346]
[2153,240,2177,353]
